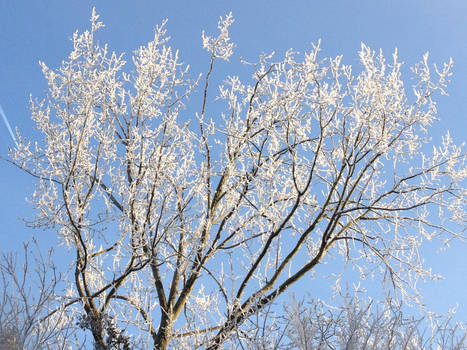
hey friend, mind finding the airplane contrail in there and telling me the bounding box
[0,104,18,147]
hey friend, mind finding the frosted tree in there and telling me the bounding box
[10,9,466,349]
[236,293,466,350]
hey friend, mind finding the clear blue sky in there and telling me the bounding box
[1,0,466,321]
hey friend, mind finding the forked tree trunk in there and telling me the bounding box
[154,322,172,350]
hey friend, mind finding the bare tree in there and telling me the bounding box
[233,292,466,350]
[8,9,466,349]
[287,294,467,350]
[0,240,82,349]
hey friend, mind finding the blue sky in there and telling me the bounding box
[1,0,466,322]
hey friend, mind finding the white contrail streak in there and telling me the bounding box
[0,104,18,147]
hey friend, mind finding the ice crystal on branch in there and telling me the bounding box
[202,12,235,60]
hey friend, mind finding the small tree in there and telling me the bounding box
[10,9,466,349]
[284,295,466,350]
[234,293,466,350]
[0,241,80,349]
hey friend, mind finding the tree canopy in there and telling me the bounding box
[6,9,466,349]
